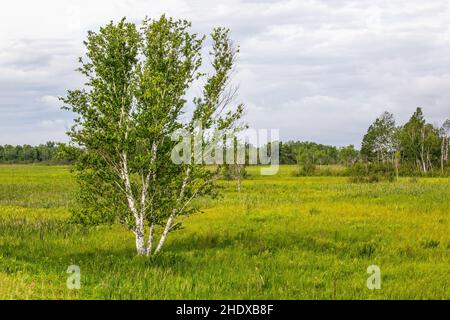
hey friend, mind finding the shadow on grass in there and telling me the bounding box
[167,228,381,260]
[0,216,384,282]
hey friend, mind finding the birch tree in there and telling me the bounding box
[62,16,243,256]
[361,111,397,163]
[398,108,441,173]
[222,139,247,192]
[441,119,450,173]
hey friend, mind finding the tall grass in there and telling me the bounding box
[0,165,449,299]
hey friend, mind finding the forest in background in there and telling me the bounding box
[1,107,449,176]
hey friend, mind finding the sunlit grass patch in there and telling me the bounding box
[0,165,448,299]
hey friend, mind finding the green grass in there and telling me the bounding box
[0,164,449,299]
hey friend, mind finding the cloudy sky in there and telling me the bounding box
[1,0,449,146]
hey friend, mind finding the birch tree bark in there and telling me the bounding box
[62,16,244,257]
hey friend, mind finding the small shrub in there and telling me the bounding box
[421,239,440,249]
[295,162,317,176]
[221,164,247,180]
[398,163,421,177]
[347,162,395,183]
[356,241,377,258]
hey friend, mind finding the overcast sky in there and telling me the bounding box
[1,0,449,146]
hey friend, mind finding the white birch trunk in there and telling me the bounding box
[120,153,146,255]
[154,210,176,254]
[154,167,191,254]
[442,137,447,173]
[135,227,145,256]
[445,137,448,164]
[145,223,155,256]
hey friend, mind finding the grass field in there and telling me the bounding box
[0,164,449,299]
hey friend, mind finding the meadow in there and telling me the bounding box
[0,164,448,299]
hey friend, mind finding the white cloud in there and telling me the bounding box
[40,95,60,108]
[1,0,449,145]
[38,119,68,129]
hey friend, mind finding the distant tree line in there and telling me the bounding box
[2,107,448,175]
[0,142,72,164]
[1,140,359,165]
[279,141,359,166]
